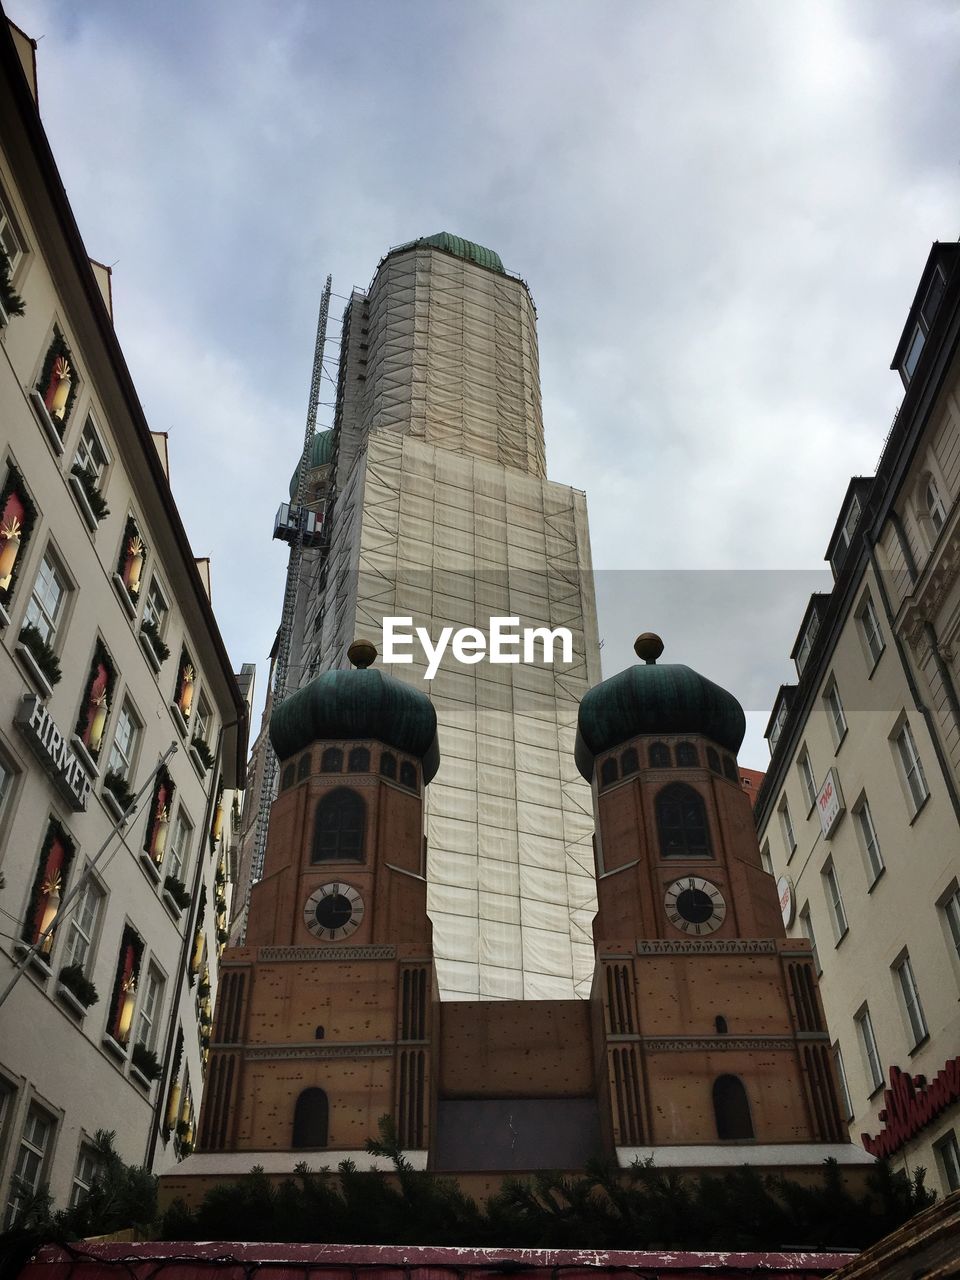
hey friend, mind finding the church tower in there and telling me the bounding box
[577,634,850,1158]
[198,640,440,1160]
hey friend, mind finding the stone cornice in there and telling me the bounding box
[637,939,778,956]
[259,944,397,962]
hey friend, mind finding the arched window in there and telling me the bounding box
[675,741,698,767]
[280,763,295,791]
[656,783,711,857]
[380,752,397,780]
[292,1087,328,1148]
[715,1015,728,1035]
[297,752,311,781]
[620,747,639,776]
[600,757,618,788]
[312,789,364,862]
[723,756,739,783]
[649,742,670,768]
[321,747,343,773]
[713,1075,753,1140]
[399,761,418,791]
[706,747,722,774]
[348,746,370,773]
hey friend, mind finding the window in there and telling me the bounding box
[924,474,947,535]
[380,752,397,780]
[63,875,104,973]
[5,1104,54,1228]
[722,755,739,783]
[0,191,24,275]
[74,417,108,488]
[399,761,418,791]
[166,810,193,884]
[0,750,16,823]
[312,789,364,862]
[822,860,848,941]
[348,746,370,773]
[706,746,722,774]
[321,747,342,773]
[712,1075,753,1140]
[135,965,164,1052]
[760,841,773,875]
[857,594,884,668]
[599,757,618,788]
[675,741,697,767]
[942,886,960,965]
[894,721,929,815]
[893,952,928,1049]
[656,783,711,857]
[779,797,797,855]
[838,495,862,556]
[855,1005,884,1094]
[107,698,140,781]
[934,1131,960,1193]
[297,752,311,781]
[769,701,789,754]
[620,747,639,776]
[904,324,925,380]
[795,614,820,675]
[833,1044,853,1121]
[142,577,168,639]
[280,762,295,791]
[71,1142,101,1207]
[800,905,821,974]
[292,1087,328,1148]
[825,683,847,748]
[649,742,670,768]
[850,797,884,886]
[193,694,212,746]
[24,551,68,647]
[798,750,817,811]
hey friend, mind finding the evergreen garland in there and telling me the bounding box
[18,622,63,685]
[115,514,147,581]
[143,765,174,857]
[35,329,78,432]
[0,244,25,317]
[173,647,191,707]
[108,925,143,1039]
[139,615,170,663]
[0,460,38,606]
[70,462,110,521]
[73,638,117,744]
[21,818,75,945]
[58,962,99,1007]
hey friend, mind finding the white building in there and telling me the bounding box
[273,235,603,1000]
[0,19,249,1218]
[756,240,960,1199]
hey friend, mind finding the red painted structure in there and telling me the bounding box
[19,1243,856,1280]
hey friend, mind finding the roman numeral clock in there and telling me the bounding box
[663,876,727,935]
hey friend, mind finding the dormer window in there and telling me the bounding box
[903,325,925,381]
[769,701,789,754]
[837,494,861,558]
[795,613,819,675]
[899,265,946,385]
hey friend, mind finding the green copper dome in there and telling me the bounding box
[396,232,505,275]
[575,640,746,781]
[289,430,334,500]
[270,664,440,782]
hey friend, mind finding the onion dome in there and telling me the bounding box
[288,430,334,500]
[269,641,440,782]
[574,633,746,781]
[392,232,505,275]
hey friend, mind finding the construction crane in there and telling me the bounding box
[239,274,333,941]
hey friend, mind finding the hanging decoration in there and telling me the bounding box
[116,516,148,599]
[74,639,117,758]
[36,330,78,432]
[22,818,76,951]
[210,778,225,849]
[144,767,175,862]
[0,463,37,605]
[176,656,196,721]
[108,925,143,1044]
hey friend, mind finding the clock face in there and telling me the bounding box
[664,876,726,935]
[304,882,364,941]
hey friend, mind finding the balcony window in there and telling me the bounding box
[855,1005,883,1094]
[893,952,928,1049]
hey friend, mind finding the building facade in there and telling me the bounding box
[162,632,871,1207]
[755,241,960,1199]
[0,18,249,1219]
[245,234,603,1001]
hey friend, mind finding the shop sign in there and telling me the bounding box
[817,767,844,838]
[862,1058,960,1158]
[777,874,795,927]
[15,693,92,811]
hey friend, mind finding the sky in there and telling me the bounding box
[8,0,960,769]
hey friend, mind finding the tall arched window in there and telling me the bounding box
[649,742,670,768]
[399,761,418,791]
[380,752,397,780]
[321,747,343,773]
[713,1075,753,1140]
[656,783,711,857]
[312,789,364,862]
[620,747,639,776]
[600,757,619,788]
[280,763,295,791]
[297,752,311,781]
[348,746,370,773]
[675,741,698,767]
[292,1087,328,1148]
[723,755,739,783]
[706,747,722,775]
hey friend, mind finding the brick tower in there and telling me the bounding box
[576,633,850,1159]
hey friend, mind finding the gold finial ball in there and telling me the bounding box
[634,632,664,664]
[347,639,378,669]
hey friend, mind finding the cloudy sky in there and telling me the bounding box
[9,0,960,767]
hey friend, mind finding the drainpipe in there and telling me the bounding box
[868,545,960,825]
[145,723,224,1168]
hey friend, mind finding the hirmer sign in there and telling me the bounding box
[15,693,93,811]
[382,617,574,680]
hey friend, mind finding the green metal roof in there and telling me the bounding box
[397,232,505,275]
[575,663,746,780]
[289,430,334,500]
[270,666,440,782]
